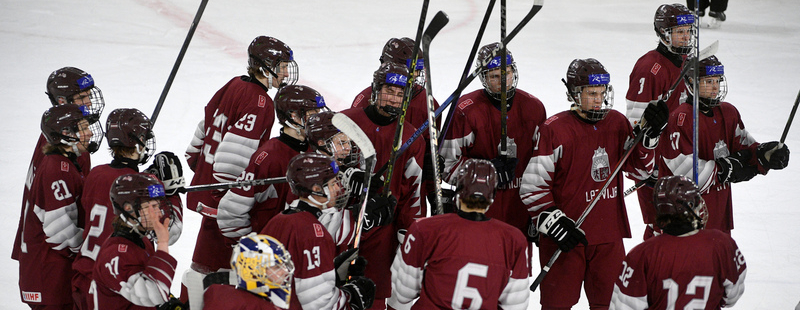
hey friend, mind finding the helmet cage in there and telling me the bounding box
[287,153,348,210]
[654,4,696,55]
[478,54,519,100]
[370,63,409,117]
[275,85,330,130]
[325,132,364,170]
[247,36,298,88]
[685,57,727,108]
[42,105,104,154]
[110,174,172,237]
[568,83,615,122]
[232,233,295,308]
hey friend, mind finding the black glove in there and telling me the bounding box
[428,188,458,214]
[716,149,759,184]
[157,294,186,310]
[334,248,368,286]
[756,141,790,170]
[422,151,445,182]
[642,99,669,139]
[536,207,588,252]
[342,168,382,198]
[490,156,518,188]
[146,151,185,196]
[362,195,396,231]
[340,276,376,310]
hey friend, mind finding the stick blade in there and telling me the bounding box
[332,113,376,159]
[423,11,449,47]
[698,40,719,60]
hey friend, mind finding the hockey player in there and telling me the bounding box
[71,108,184,309]
[441,42,547,232]
[610,176,746,309]
[92,173,183,310]
[341,62,425,309]
[12,67,105,265]
[217,84,327,255]
[658,55,790,234]
[260,153,376,310]
[184,35,297,279]
[520,58,668,309]
[203,233,295,310]
[17,104,102,309]
[350,37,440,209]
[687,0,728,27]
[625,3,695,240]
[389,158,530,310]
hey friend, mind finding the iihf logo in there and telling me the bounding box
[385,73,408,86]
[677,14,695,25]
[588,73,610,85]
[148,184,165,198]
[705,65,724,75]
[591,147,610,182]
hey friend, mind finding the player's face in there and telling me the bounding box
[328,132,353,163]
[377,84,404,116]
[670,25,692,47]
[272,62,290,88]
[265,264,292,284]
[698,76,721,99]
[579,85,607,111]
[323,178,343,209]
[138,199,164,230]
[70,89,94,109]
[71,119,93,153]
[485,66,515,93]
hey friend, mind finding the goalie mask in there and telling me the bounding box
[248,36,298,88]
[370,62,409,118]
[231,233,295,308]
[109,173,173,237]
[684,55,727,109]
[476,42,519,101]
[654,3,695,55]
[41,104,104,154]
[106,108,155,164]
[275,84,329,133]
[45,67,105,124]
[565,58,614,122]
[455,159,499,210]
[286,153,348,210]
[380,37,425,87]
[306,111,363,169]
[653,175,708,234]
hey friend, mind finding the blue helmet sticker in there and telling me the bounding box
[76,74,94,90]
[486,54,514,70]
[705,65,724,76]
[147,184,166,198]
[588,73,611,85]
[316,95,327,108]
[406,58,425,70]
[330,160,340,174]
[385,72,408,87]
[676,14,695,25]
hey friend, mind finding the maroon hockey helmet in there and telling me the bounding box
[370,62,410,116]
[565,58,614,121]
[110,173,172,231]
[248,36,298,87]
[41,104,104,153]
[306,111,340,152]
[274,84,328,128]
[106,108,155,163]
[305,111,363,169]
[653,175,708,230]
[654,3,695,55]
[475,42,519,100]
[456,158,498,205]
[380,37,425,86]
[286,152,341,198]
[46,67,105,121]
[684,55,727,108]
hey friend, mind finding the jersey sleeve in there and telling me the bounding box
[166,195,184,246]
[626,57,664,126]
[35,164,84,254]
[395,140,425,231]
[659,113,718,192]
[720,238,747,307]
[622,123,657,182]
[440,103,474,184]
[94,244,178,307]
[498,233,531,310]
[610,250,650,310]
[389,222,426,306]
[218,149,282,239]
[520,122,558,216]
[185,119,205,172]
[212,94,274,184]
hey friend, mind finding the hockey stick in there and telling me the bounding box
[623,178,649,197]
[780,89,800,143]
[381,0,431,197]
[692,2,701,183]
[422,11,450,215]
[376,0,544,178]
[151,0,209,126]
[183,176,286,193]
[331,113,377,249]
[499,0,509,157]
[437,0,497,148]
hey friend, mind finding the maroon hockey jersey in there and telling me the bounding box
[93,234,178,310]
[441,88,546,232]
[611,229,746,310]
[521,110,656,245]
[185,75,275,271]
[658,102,760,233]
[17,153,85,305]
[341,106,425,299]
[351,85,439,139]
[203,284,281,310]
[625,46,687,126]
[390,212,530,310]
[261,204,351,310]
[13,134,90,261]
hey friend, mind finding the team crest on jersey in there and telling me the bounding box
[258,95,267,108]
[21,291,41,303]
[677,112,686,126]
[650,63,662,75]
[255,151,268,165]
[313,223,324,237]
[591,147,610,182]
[713,140,730,159]
[61,161,69,172]
[458,99,474,111]
[118,244,128,253]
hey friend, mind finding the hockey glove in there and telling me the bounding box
[146,152,185,196]
[157,294,186,310]
[362,195,396,231]
[537,207,588,252]
[428,188,458,214]
[334,248,368,286]
[490,156,518,188]
[340,276,376,310]
[642,99,669,139]
[342,168,383,199]
[756,141,790,170]
[422,151,445,182]
[716,149,759,184]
